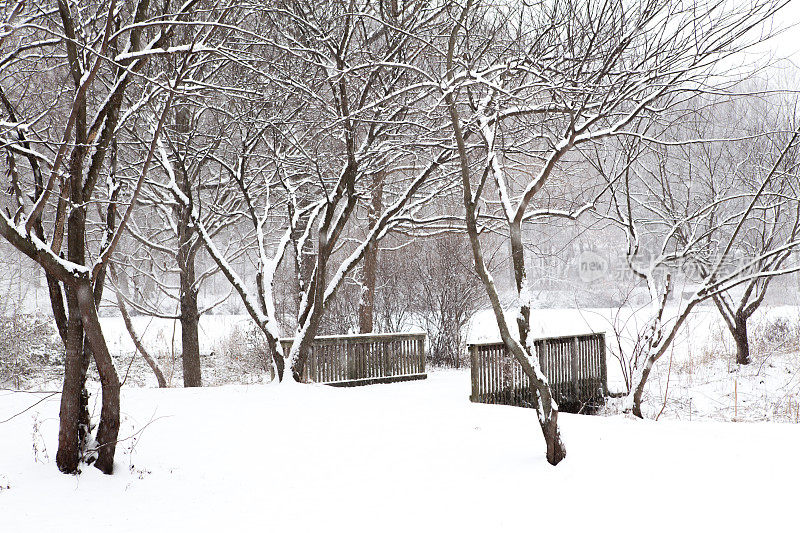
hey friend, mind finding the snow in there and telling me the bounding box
[2,370,798,531]
[467,307,599,345]
[99,314,252,360]
[114,44,216,63]
[283,330,425,341]
[3,218,90,278]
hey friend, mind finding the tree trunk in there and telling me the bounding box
[113,271,167,387]
[509,222,567,465]
[542,408,566,465]
[733,314,751,365]
[291,223,334,381]
[175,105,202,387]
[56,149,91,473]
[76,281,121,474]
[630,361,653,419]
[358,172,383,334]
[55,288,87,474]
[291,273,326,382]
[178,255,202,387]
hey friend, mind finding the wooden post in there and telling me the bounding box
[469,344,478,402]
[571,336,580,402]
[383,339,390,377]
[599,333,608,396]
[345,338,353,380]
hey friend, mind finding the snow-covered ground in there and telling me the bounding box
[3,306,800,531]
[469,305,800,421]
[101,314,253,361]
[2,370,798,532]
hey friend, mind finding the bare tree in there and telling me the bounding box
[109,265,167,388]
[696,97,800,365]
[0,0,215,473]
[164,1,456,383]
[594,114,800,417]
[435,0,786,462]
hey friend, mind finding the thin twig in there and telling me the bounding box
[0,392,59,424]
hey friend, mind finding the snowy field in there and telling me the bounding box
[2,370,799,532]
[3,307,800,531]
[470,305,800,421]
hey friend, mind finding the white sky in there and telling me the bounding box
[749,1,800,72]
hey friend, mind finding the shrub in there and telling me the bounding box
[0,312,61,388]
[751,315,800,357]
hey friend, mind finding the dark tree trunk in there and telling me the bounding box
[357,240,378,333]
[733,314,751,365]
[509,222,567,465]
[56,144,92,474]
[631,361,654,419]
[291,212,339,381]
[76,281,121,474]
[291,259,327,382]
[55,288,87,474]
[179,265,202,387]
[176,218,202,386]
[174,105,202,387]
[542,409,566,465]
[358,172,383,334]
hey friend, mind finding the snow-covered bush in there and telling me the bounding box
[751,315,800,356]
[0,312,61,388]
[210,322,274,384]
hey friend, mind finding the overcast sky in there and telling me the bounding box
[753,2,800,70]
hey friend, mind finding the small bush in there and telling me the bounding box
[210,322,274,384]
[751,315,800,357]
[0,313,61,388]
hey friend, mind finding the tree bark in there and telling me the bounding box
[631,360,654,419]
[733,313,751,365]
[542,408,567,465]
[178,250,202,387]
[175,106,202,387]
[56,143,92,473]
[290,253,328,382]
[358,172,383,334]
[509,222,567,465]
[55,287,87,474]
[76,281,121,474]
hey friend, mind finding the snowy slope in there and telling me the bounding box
[2,371,799,532]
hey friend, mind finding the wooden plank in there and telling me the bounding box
[571,336,580,402]
[365,341,371,379]
[419,337,425,374]
[372,340,377,378]
[492,348,500,403]
[599,333,608,396]
[479,347,484,401]
[485,346,491,403]
[470,345,478,401]
[400,339,405,376]
[489,346,495,403]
